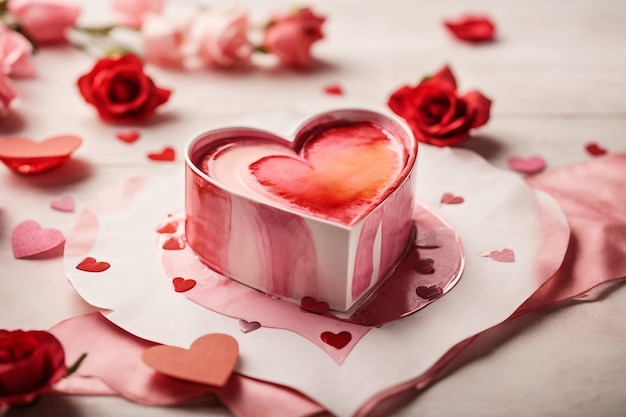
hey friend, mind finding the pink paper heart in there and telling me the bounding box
[440,192,464,204]
[507,155,546,175]
[12,220,65,258]
[483,248,516,263]
[237,319,261,334]
[50,196,75,212]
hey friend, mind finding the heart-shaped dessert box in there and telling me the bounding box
[185,109,417,312]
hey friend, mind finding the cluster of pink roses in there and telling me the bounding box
[111,0,326,69]
[0,0,80,116]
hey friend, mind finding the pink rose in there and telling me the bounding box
[262,7,325,68]
[8,0,80,45]
[141,13,187,67]
[112,0,164,28]
[0,73,17,117]
[0,24,36,77]
[186,8,252,68]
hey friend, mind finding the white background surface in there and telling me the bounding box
[1,0,626,416]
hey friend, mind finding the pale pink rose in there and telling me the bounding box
[186,8,252,68]
[0,24,36,77]
[8,0,80,45]
[141,13,186,67]
[262,7,325,68]
[0,72,17,116]
[112,0,164,28]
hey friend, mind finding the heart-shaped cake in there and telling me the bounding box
[185,109,417,311]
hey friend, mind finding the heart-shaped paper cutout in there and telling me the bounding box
[142,334,238,387]
[12,220,65,258]
[50,196,75,212]
[320,331,352,349]
[237,319,261,334]
[482,248,515,263]
[116,129,141,144]
[440,192,464,204]
[162,237,185,250]
[507,155,546,175]
[156,221,178,234]
[148,147,176,161]
[173,277,196,292]
[300,297,330,315]
[76,257,111,272]
[0,135,82,174]
[415,285,443,300]
[585,142,608,156]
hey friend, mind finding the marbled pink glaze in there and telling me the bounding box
[185,109,417,311]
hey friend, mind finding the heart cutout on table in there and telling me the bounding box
[440,192,464,205]
[116,129,141,144]
[0,135,82,174]
[197,114,416,226]
[416,285,443,300]
[156,221,178,234]
[585,142,608,156]
[142,334,239,387]
[482,248,516,263]
[148,147,176,162]
[300,297,330,314]
[320,331,352,349]
[173,277,196,292]
[76,257,111,272]
[237,319,261,334]
[12,220,65,258]
[51,196,75,212]
[507,155,546,175]
[162,237,186,250]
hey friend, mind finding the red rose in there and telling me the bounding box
[444,15,496,43]
[0,330,67,406]
[77,54,171,123]
[262,7,325,68]
[387,65,491,146]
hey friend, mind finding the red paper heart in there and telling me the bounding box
[162,237,185,250]
[11,220,65,258]
[148,147,176,161]
[414,258,435,274]
[507,155,546,175]
[0,135,82,174]
[300,296,330,314]
[486,248,515,263]
[173,277,196,292]
[142,334,238,387]
[76,257,111,272]
[156,221,179,234]
[585,142,608,156]
[323,84,344,95]
[416,285,443,300]
[440,192,464,204]
[320,331,352,349]
[116,129,141,144]
[237,319,261,334]
[50,196,75,212]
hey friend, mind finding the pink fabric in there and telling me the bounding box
[52,155,626,416]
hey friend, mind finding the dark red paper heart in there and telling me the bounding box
[300,297,330,314]
[585,142,608,156]
[148,147,176,161]
[320,331,352,349]
[173,277,196,292]
[76,257,111,273]
[416,285,443,300]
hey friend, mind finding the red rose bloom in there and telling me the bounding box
[387,65,491,146]
[444,15,496,43]
[77,54,171,123]
[0,330,67,406]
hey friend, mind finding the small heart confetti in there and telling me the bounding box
[507,155,546,175]
[320,331,352,349]
[162,237,185,250]
[12,221,65,258]
[116,129,141,144]
[440,193,464,205]
[300,296,330,314]
[148,147,175,162]
[414,258,435,274]
[76,257,111,272]
[585,142,607,157]
[416,285,443,300]
[237,319,261,334]
[157,221,178,234]
[323,84,344,96]
[173,277,196,292]
[0,135,82,174]
[50,196,75,212]
[482,248,515,263]
[143,334,238,387]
